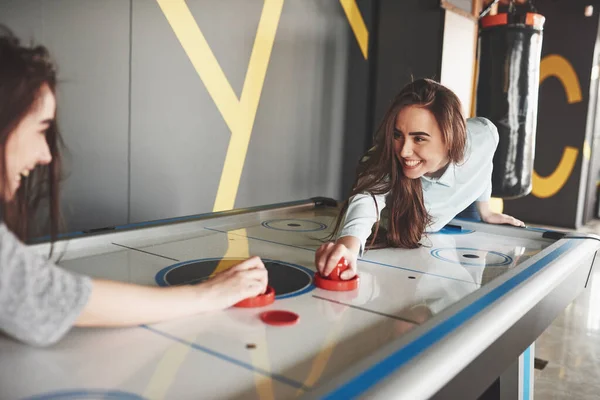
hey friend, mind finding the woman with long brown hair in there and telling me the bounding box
[316,78,524,279]
[0,29,268,346]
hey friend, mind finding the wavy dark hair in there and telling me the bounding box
[0,26,63,242]
[332,78,467,249]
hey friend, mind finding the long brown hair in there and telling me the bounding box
[0,27,63,242]
[333,78,466,249]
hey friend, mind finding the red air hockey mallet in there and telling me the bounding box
[233,285,275,308]
[314,257,359,291]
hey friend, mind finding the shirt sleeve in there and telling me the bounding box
[0,223,92,347]
[337,192,387,256]
[473,117,498,202]
[477,180,492,202]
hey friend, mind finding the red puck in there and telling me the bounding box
[259,310,299,326]
[327,257,350,281]
[314,273,359,291]
[233,286,275,308]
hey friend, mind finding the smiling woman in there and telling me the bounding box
[315,78,526,281]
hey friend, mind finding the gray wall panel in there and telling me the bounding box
[130,0,347,221]
[130,0,233,222]
[235,0,347,207]
[0,0,130,232]
[187,0,261,99]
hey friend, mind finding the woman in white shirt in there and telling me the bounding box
[315,79,524,279]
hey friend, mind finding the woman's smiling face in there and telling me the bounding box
[2,84,54,200]
[393,105,450,179]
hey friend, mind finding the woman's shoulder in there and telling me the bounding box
[466,117,499,149]
[466,116,497,133]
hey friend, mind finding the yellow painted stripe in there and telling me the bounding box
[530,54,582,198]
[211,229,250,277]
[211,229,272,400]
[213,130,254,211]
[540,54,582,104]
[213,0,284,212]
[340,0,369,59]
[249,337,276,400]
[295,311,347,396]
[532,147,579,198]
[156,0,240,133]
[143,336,195,400]
[240,0,284,120]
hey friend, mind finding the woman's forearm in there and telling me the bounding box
[336,235,362,256]
[75,279,214,327]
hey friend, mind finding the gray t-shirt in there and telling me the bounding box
[0,223,92,346]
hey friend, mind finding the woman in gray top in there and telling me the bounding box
[0,28,268,347]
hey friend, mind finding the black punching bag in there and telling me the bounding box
[476,11,545,198]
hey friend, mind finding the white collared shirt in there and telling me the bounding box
[338,117,499,254]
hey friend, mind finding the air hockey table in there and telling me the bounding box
[0,197,598,400]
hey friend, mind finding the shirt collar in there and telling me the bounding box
[421,162,455,187]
